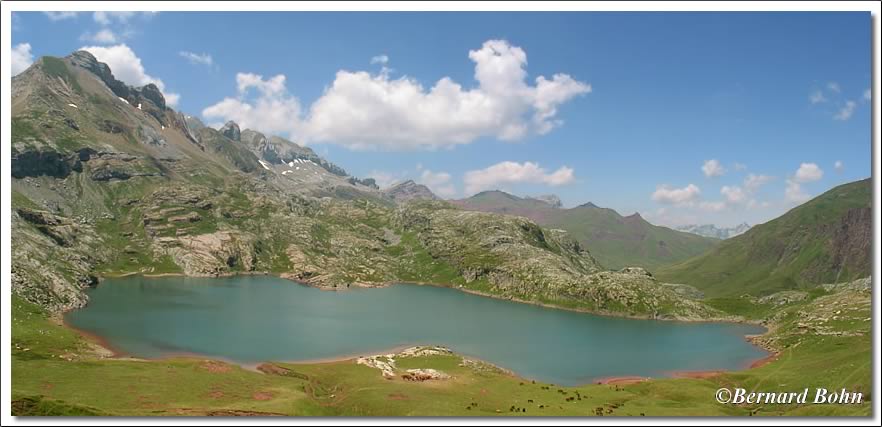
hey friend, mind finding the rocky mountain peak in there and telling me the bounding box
[383,180,439,203]
[221,121,241,141]
[139,83,166,110]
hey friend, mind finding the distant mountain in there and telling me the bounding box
[382,180,439,203]
[676,223,751,240]
[657,179,871,297]
[452,190,719,270]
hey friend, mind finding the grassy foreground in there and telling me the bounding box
[11,278,872,417]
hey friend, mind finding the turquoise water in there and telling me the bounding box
[66,275,767,386]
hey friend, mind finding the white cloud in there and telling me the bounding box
[785,163,823,204]
[833,100,857,121]
[834,160,844,173]
[785,179,810,204]
[179,51,213,66]
[80,29,119,44]
[827,82,841,93]
[80,44,179,107]
[864,88,871,101]
[44,12,79,21]
[809,90,826,104]
[11,43,33,76]
[733,162,747,171]
[651,184,701,205]
[794,162,823,183]
[701,159,726,178]
[419,169,457,198]
[464,161,575,195]
[720,185,747,205]
[370,54,389,65]
[743,173,774,192]
[203,40,590,150]
[202,73,302,137]
[93,11,155,26]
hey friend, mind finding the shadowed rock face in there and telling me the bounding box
[11,149,82,179]
[221,121,241,141]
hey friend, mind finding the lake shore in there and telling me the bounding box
[64,271,777,388]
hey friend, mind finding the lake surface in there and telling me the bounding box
[66,275,768,386]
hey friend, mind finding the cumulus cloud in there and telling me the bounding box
[720,185,747,205]
[44,12,79,21]
[419,169,457,198]
[11,43,33,76]
[80,29,119,44]
[701,159,726,178]
[743,173,774,192]
[794,162,823,183]
[464,161,575,195]
[833,100,857,121]
[785,163,823,204]
[179,51,213,66]
[202,73,301,137]
[834,160,844,173]
[651,184,701,205]
[203,40,590,149]
[81,44,180,107]
[785,179,810,203]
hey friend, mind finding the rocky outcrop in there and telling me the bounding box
[137,125,167,147]
[383,180,439,203]
[221,121,241,141]
[138,83,166,110]
[155,231,257,276]
[11,210,106,312]
[11,148,81,179]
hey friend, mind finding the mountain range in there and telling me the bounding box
[451,191,719,270]
[11,50,725,320]
[675,223,752,240]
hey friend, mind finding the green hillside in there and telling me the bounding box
[453,191,719,270]
[656,179,871,297]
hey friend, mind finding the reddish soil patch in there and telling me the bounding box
[595,376,649,385]
[749,352,780,369]
[257,363,290,375]
[207,390,226,399]
[200,360,232,373]
[387,392,409,401]
[252,391,275,401]
[671,370,724,379]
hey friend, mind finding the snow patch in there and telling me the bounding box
[67,103,78,109]
[118,97,129,104]
[137,103,142,110]
[258,160,272,171]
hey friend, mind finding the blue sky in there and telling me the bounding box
[11,11,872,227]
